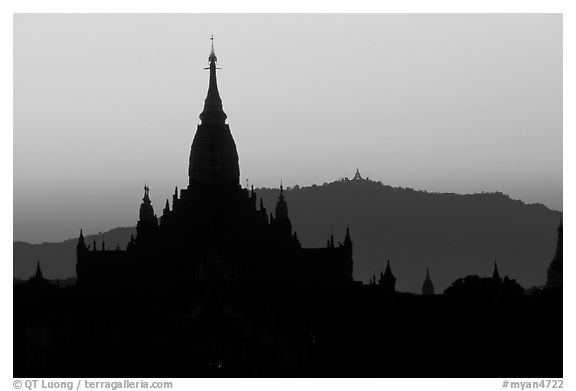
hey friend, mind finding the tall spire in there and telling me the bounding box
[189,36,240,189]
[199,35,227,125]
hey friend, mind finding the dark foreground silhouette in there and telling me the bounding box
[14,281,562,377]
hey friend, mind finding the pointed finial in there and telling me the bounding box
[209,34,217,62]
[278,180,285,201]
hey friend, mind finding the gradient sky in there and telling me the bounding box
[14,13,562,243]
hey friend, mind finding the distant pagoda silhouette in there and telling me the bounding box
[75,39,354,288]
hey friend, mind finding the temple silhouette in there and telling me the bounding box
[13,39,563,378]
[76,41,353,290]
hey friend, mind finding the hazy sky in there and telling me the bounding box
[14,14,562,243]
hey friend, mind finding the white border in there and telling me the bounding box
[2,2,571,390]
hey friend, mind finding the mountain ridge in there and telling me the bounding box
[13,179,561,292]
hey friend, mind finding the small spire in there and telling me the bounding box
[35,261,43,279]
[77,229,85,247]
[139,183,155,222]
[279,181,285,201]
[492,262,501,280]
[330,234,335,248]
[165,199,170,212]
[422,268,435,295]
[172,187,178,209]
[383,259,396,279]
[344,226,352,246]
[143,184,150,202]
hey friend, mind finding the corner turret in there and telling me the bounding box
[545,219,563,290]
